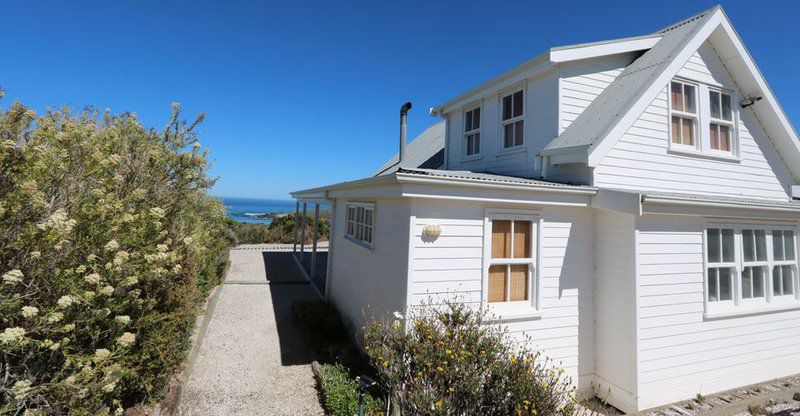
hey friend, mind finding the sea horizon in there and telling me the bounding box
[220,196,296,224]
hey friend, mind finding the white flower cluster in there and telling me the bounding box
[1,327,26,344]
[123,276,139,287]
[106,154,122,165]
[116,332,136,347]
[84,273,102,285]
[47,312,64,323]
[183,236,194,246]
[3,269,23,285]
[21,306,39,318]
[57,295,74,308]
[114,315,131,325]
[11,380,32,400]
[113,251,129,266]
[104,239,119,252]
[99,285,115,296]
[93,348,111,362]
[150,207,165,218]
[3,139,15,150]
[36,209,77,234]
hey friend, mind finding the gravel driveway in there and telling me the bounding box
[178,247,324,416]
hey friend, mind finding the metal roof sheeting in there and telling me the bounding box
[542,6,719,153]
[373,121,445,176]
[396,168,595,190]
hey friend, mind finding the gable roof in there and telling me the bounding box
[541,6,800,180]
[373,121,445,176]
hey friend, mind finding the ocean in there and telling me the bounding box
[222,197,297,224]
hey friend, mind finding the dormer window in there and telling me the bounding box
[464,107,481,157]
[669,81,698,147]
[501,90,524,149]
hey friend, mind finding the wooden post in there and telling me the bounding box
[300,202,307,262]
[292,200,300,253]
[311,203,320,282]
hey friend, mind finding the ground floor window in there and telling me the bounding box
[345,202,374,248]
[485,211,537,306]
[705,224,798,308]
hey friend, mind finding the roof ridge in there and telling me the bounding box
[656,5,721,34]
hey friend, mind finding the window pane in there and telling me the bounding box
[504,123,514,148]
[722,229,734,262]
[514,121,524,146]
[488,265,507,303]
[708,229,721,263]
[513,221,531,259]
[742,267,752,298]
[474,133,480,154]
[719,267,733,301]
[783,265,793,295]
[503,95,512,120]
[684,84,696,113]
[671,116,682,144]
[465,111,472,132]
[774,266,782,295]
[774,230,785,260]
[364,227,372,243]
[365,209,373,226]
[785,231,795,260]
[753,266,765,298]
[721,94,732,121]
[710,125,719,150]
[743,229,755,262]
[710,91,721,119]
[708,268,719,301]
[492,220,511,258]
[671,82,684,112]
[474,108,480,129]
[509,264,528,301]
[755,230,767,261]
[719,125,730,151]
[681,118,695,145]
[513,91,523,118]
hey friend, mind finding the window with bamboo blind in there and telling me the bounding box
[487,217,535,304]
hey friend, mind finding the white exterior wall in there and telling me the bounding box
[445,72,558,178]
[594,42,795,200]
[635,214,800,410]
[409,198,595,393]
[594,210,638,413]
[328,198,411,337]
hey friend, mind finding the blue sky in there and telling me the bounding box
[1,1,797,199]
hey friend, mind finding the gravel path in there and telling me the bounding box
[178,248,324,416]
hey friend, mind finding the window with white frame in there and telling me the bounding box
[464,107,481,157]
[705,224,799,310]
[501,90,524,149]
[486,215,535,304]
[345,202,374,247]
[670,80,698,147]
[709,89,734,152]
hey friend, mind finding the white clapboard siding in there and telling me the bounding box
[328,198,411,334]
[594,210,638,413]
[635,214,800,410]
[594,41,794,200]
[409,199,595,392]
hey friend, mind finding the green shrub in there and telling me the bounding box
[364,301,578,416]
[0,100,229,414]
[317,363,384,416]
[225,214,329,245]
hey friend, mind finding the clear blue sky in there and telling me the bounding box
[2,1,797,199]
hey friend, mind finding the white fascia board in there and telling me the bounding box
[586,10,724,167]
[641,194,800,214]
[549,36,661,63]
[290,174,399,198]
[394,173,598,195]
[430,53,552,116]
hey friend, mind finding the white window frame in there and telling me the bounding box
[463,105,481,160]
[499,88,525,152]
[482,208,541,320]
[705,226,737,306]
[739,228,768,304]
[706,87,737,156]
[704,221,800,318]
[345,202,375,249]
[668,79,700,151]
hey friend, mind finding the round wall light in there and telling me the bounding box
[422,224,442,238]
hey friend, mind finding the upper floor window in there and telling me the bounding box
[345,202,374,248]
[486,216,535,304]
[464,107,481,157]
[669,78,738,157]
[501,90,524,149]
[670,81,698,147]
[709,89,733,152]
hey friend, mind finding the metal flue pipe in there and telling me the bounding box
[399,102,412,164]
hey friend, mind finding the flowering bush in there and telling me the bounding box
[364,302,578,416]
[0,97,229,414]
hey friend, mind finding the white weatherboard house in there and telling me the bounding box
[292,6,800,413]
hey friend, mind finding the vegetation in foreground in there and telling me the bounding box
[292,300,384,416]
[0,98,230,414]
[225,213,328,245]
[364,301,579,416]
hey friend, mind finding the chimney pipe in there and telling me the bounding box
[399,102,412,164]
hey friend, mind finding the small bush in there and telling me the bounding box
[364,301,578,416]
[317,364,384,416]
